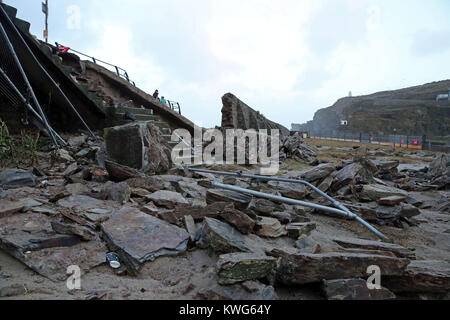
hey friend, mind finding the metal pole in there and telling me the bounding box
[0,16,59,147]
[190,168,388,240]
[0,6,97,139]
[0,67,67,146]
[212,182,352,218]
[44,0,48,43]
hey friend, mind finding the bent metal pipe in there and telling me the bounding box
[190,168,388,240]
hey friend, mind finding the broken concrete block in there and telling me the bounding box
[198,217,261,254]
[255,217,287,238]
[206,189,252,210]
[145,190,189,209]
[322,279,396,300]
[217,253,277,284]
[0,169,37,189]
[101,206,189,275]
[218,207,255,235]
[276,252,410,285]
[104,121,172,175]
[100,181,131,204]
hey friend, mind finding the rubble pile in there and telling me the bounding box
[0,122,449,300]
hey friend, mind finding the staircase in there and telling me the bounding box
[112,106,179,149]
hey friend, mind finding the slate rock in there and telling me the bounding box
[206,189,252,210]
[198,217,260,254]
[101,206,189,275]
[197,281,277,300]
[322,278,396,300]
[146,190,189,209]
[0,169,37,189]
[217,253,277,284]
[383,260,450,293]
[218,207,255,235]
[276,252,410,285]
[100,181,131,204]
[255,217,287,238]
[301,163,335,182]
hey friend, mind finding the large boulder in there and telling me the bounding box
[104,121,172,175]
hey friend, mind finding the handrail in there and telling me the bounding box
[55,42,136,86]
[167,100,181,115]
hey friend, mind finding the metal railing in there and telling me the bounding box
[55,42,136,86]
[308,132,425,150]
[167,100,181,115]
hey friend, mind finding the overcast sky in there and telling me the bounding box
[6,0,450,128]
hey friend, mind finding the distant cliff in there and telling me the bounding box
[297,80,450,137]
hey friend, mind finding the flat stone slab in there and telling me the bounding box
[206,189,252,210]
[0,212,105,281]
[332,237,415,259]
[276,252,410,285]
[199,217,262,254]
[378,196,407,206]
[383,260,450,293]
[101,206,189,275]
[359,184,408,201]
[255,217,287,238]
[217,253,277,284]
[145,190,189,209]
[57,195,106,211]
[322,279,396,300]
[0,169,37,189]
[197,281,277,300]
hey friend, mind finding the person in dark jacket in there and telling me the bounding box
[153,89,159,99]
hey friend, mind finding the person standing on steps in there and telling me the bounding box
[153,89,159,99]
[160,96,167,106]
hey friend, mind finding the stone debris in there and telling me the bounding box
[280,132,317,163]
[145,190,189,209]
[206,189,252,210]
[383,260,450,294]
[104,121,172,175]
[276,252,410,285]
[0,123,448,300]
[101,206,190,275]
[255,217,288,238]
[216,253,277,284]
[198,217,262,254]
[322,279,396,300]
[0,169,37,189]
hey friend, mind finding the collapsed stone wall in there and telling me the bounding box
[221,93,290,136]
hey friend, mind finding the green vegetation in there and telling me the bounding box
[0,118,40,167]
